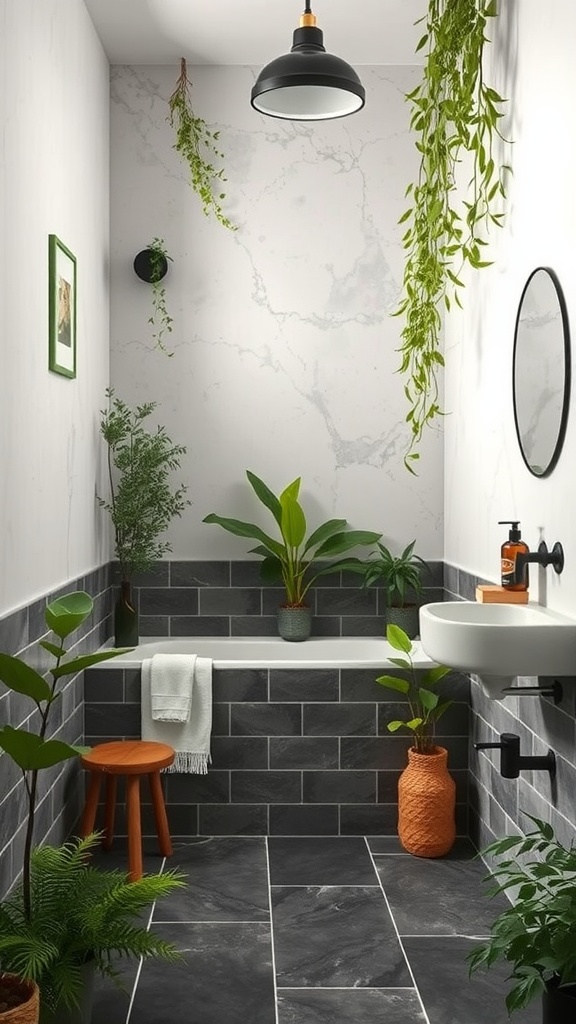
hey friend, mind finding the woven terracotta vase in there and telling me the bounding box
[398,746,456,857]
[0,974,39,1024]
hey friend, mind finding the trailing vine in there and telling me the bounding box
[396,0,510,470]
[147,237,174,356]
[168,58,235,231]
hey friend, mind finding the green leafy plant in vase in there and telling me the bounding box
[468,816,576,1019]
[361,539,430,639]
[0,591,186,1020]
[98,389,190,646]
[376,624,454,856]
[203,471,381,641]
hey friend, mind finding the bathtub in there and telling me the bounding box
[101,636,436,670]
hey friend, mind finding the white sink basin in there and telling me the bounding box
[419,602,576,695]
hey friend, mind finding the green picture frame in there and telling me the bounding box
[48,234,77,378]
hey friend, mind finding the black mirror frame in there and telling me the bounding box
[512,266,571,478]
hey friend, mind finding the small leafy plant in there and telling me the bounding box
[396,0,510,468]
[147,237,174,356]
[468,816,576,1015]
[168,58,235,230]
[203,471,381,607]
[99,389,190,584]
[361,540,429,608]
[376,624,451,754]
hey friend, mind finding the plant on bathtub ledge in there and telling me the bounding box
[376,624,454,857]
[203,471,381,641]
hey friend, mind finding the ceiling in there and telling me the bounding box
[83,0,428,66]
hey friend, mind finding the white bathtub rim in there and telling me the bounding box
[97,636,437,670]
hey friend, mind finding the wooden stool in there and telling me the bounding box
[80,740,175,881]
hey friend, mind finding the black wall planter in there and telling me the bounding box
[542,982,576,1023]
[133,248,169,284]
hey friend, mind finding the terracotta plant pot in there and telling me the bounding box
[0,974,39,1024]
[397,746,456,857]
[277,605,312,642]
[542,981,576,1023]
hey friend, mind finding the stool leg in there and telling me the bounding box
[125,775,143,882]
[80,772,102,837]
[103,775,117,851]
[148,771,173,858]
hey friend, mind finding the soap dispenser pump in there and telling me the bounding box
[498,521,529,591]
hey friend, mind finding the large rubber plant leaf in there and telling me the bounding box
[0,727,87,770]
[203,514,285,559]
[279,493,306,549]
[0,654,51,702]
[303,520,347,555]
[315,530,381,557]
[51,648,134,679]
[45,591,93,640]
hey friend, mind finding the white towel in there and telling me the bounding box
[150,653,197,722]
[141,656,213,774]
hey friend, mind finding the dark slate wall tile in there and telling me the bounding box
[231,562,266,587]
[341,617,384,637]
[213,669,268,702]
[84,703,141,737]
[303,771,376,804]
[200,589,262,616]
[269,669,339,703]
[340,804,399,835]
[231,703,302,736]
[210,737,268,769]
[231,617,278,636]
[0,608,28,656]
[166,772,230,805]
[138,615,169,636]
[309,616,341,636]
[84,669,124,703]
[316,589,377,616]
[303,703,376,736]
[140,588,198,616]
[270,738,338,770]
[231,771,301,803]
[199,804,268,835]
[171,561,230,587]
[269,804,339,835]
[170,616,229,636]
[211,703,230,735]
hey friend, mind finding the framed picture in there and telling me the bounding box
[48,234,77,378]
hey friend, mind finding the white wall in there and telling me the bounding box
[109,65,443,562]
[444,0,576,615]
[0,0,110,616]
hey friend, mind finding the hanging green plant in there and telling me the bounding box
[147,236,174,356]
[395,0,510,470]
[168,58,235,231]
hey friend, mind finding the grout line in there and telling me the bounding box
[264,837,280,1024]
[276,985,419,991]
[152,919,272,925]
[125,855,167,1024]
[398,933,491,940]
[364,837,431,1024]
[269,883,381,888]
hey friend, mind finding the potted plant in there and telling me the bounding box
[469,816,576,1021]
[98,389,190,646]
[375,624,454,857]
[203,471,381,641]
[133,237,174,356]
[360,539,429,639]
[0,591,185,1023]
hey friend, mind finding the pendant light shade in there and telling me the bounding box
[251,4,365,121]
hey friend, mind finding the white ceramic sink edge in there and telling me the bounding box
[419,601,576,679]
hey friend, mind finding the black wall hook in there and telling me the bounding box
[475,732,556,780]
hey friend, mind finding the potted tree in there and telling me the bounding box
[376,624,454,856]
[0,592,185,1023]
[469,816,576,1022]
[360,539,429,639]
[99,389,190,646]
[203,471,381,641]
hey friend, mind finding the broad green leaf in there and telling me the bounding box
[51,648,134,679]
[259,556,283,585]
[375,674,410,695]
[313,558,366,578]
[315,530,381,558]
[280,493,306,548]
[0,728,82,770]
[246,470,282,527]
[279,477,301,503]
[387,720,405,732]
[406,718,423,730]
[45,591,93,640]
[419,688,439,711]
[0,654,51,703]
[203,514,285,560]
[303,519,348,555]
[386,624,412,654]
[422,664,451,686]
[388,657,411,670]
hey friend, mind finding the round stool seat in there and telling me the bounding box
[81,740,175,774]
[80,740,175,881]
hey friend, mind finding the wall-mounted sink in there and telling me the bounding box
[419,601,576,699]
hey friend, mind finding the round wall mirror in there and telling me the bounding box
[512,267,571,477]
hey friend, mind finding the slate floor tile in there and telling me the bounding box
[128,923,276,1024]
[367,836,477,858]
[271,886,411,988]
[277,988,426,1024]
[267,836,377,885]
[154,837,269,922]
[374,854,509,936]
[403,937,541,1024]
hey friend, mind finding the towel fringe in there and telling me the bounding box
[163,751,212,775]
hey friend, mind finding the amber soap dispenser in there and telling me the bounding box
[498,520,529,591]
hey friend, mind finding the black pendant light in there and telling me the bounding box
[251,2,365,121]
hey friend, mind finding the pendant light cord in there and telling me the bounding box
[304,1,312,12]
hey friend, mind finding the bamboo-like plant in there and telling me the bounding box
[168,58,235,231]
[396,0,510,469]
[98,389,190,585]
[203,471,381,608]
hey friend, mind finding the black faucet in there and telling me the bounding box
[513,540,564,587]
[475,732,556,779]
